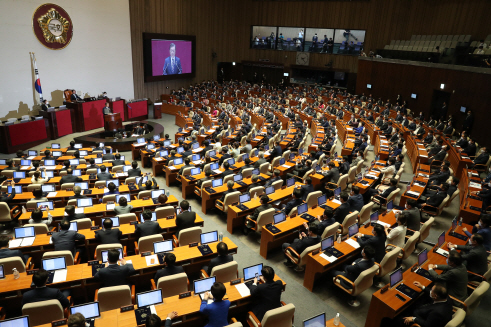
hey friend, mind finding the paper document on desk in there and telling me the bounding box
[106,204,115,210]
[345,238,360,249]
[436,248,449,257]
[168,145,176,148]
[45,166,56,170]
[366,174,378,179]
[235,283,251,297]
[320,253,337,263]
[145,254,159,266]
[461,156,470,160]
[149,305,157,315]
[264,151,271,156]
[376,221,391,227]
[192,149,201,153]
[155,157,163,161]
[418,173,429,178]
[53,269,68,283]
[49,237,52,244]
[213,169,222,174]
[407,191,420,197]
[9,239,22,248]
[75,208,84,214]
[116,173,126,177]
[21,237,35,247]
[469,182,481,189]
[20,166,30,170]
[27,156,36,160]
[331,199,342,205]
[193,161,202,165]
[47,192,58,197]
[134,143,146,146]
[420,155,428,158]
[281,164,291,168]
[103,188,109,193]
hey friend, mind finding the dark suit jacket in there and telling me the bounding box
[65,213,87,222]
[68,194,87,200]
[426,191,446,207]
[429,171,450,185]
[59,175,83,184]
[289,236,320,255]
[22,286,70,308]
[94,263,137,287]
[429,264,468,301]
[97,172,112,181]
[249,280,283,322]
[250,204,273,221]
[380,186,396,199]
[112,159,126,166]
[300,184,315,201]
[51,230,86,255]
[102,154,115,161]
[219,154,232,165]
[175,211,197,236]
[127,168,141,177]
[463,143,476,157]
[333,202,350,224]
[347,194,364,212]
[154,265,185,282]
[270,146,282,159]
[284,198,303,215]
[454,245,488,275]
[0,248,27,263]
[207,254,233,275]
[95,228,122,244]
[324,167,340,184]
[412,288,453,327]
[405,207,421,231]
[342,258,374,282]
[474,153,490,165]
[357,235,386,263]
[221,169,234,177]
[135,221,163,239]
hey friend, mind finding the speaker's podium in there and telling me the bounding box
[104,113,122,132]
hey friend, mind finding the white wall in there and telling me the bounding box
[0,0,134,119]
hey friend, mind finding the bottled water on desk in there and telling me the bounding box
[219,232,223,242]
[13,268,20,279]
[333,313,340,326]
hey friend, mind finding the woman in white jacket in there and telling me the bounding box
[385,212,407,249]
[30,168,48,185]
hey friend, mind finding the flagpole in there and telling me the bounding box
[31,52,43,105]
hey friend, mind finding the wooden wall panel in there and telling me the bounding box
[356,59,491,145]
[129,0,490,104]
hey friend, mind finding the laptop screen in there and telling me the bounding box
[243,264,263,281]
[0,159,5,165]
[36,201,54,210]
[14,227,35,239]
[228,158,235,165]
[348,223,359,237]
[387,200,393,211]
[74,182,89,190]
[140,212,157,222]
[68,221,78,231]
[77,198,93,208]
[42,256,67,271]
[265,186,274,195]
[212,179,223,187]
[153,240,173,254]
[137,138,145,144]
[192,142,200,149]
[304,313,326,327]
[79,150,88,156]
[153,135,160,141]
[20,160,31,166]
[451,217,457,230]
[116,194,131,203]
[418,248,428,267]
[370,211,378,222]
[286,178,295,187]
[28,150,38,156]
[52,151,62,157]
[72,169,82,176]
[103,217,120,227]
[252,169,260,176]
[41,171,54,178]
[151,190,165,199]
[239,193,251,203]
[334,187,341,196]
[163,140,171,146]
[194,276,216,294]
[317,194,327,206]
[173,158,183,166]
[0,265,3,279]
[70,302,101,319]
[106,179,120,187]
[191,168,201,176]
[297,203,308,215]
[200,231,218,245]
[8,185,23,194]
[147,144,155,150]
[44,159,56,166]
[0,316,29,327]
[233,174,242,182]
[437,231,445,247]
[192,154,200,161]
[69,159,80,165]
[74,143,83,149]
[321,236,334,251]
[177,147,184,154]
[137,290,163,308]
[94,158,103,164]
[51,143,60,149]
[101,248,123,263]
[273,212,286,224]
[13,171,26,179]
[210,162,219,170]
[279,158,285,165]
[389,267,403,288]
[209,150,216,157]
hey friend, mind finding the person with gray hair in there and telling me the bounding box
[247,174,260,192]
[68,185,87,200]
[219,180,235,202]
[254,151,267,168]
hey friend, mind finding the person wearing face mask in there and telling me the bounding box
[331,246,375,291]
[381,283,453,327]
[427,251,468,304]
[355,224,386,264]
[484,167,491,184]
[462,215,491,251]
[403,199,421,232]
[471,183,491,210]
[448,233,488,279]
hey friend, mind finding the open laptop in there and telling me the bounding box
[322,235,343,258]
[233,174,247,187]
[243,263,263,287]
[369,211,379,226]
[435,231,449,257]
[209,150,218,160]
[74,143,83,149]
[13,171,26,182]
[101,248,123,263]
[0,264,4,279]
[20,159,31,167]
[7,185,23,194]
[386,200,393,211]
[70,302,101,325]
[77,198,93,208]
[51,143,61,149]
[28,150,38,156]
[14,226,35,243]
[40,184,55,197]
[390,267,417,298]
[106,179,120,187]
[151,190,165,203]
[94,157,103,164]
[74,182,89,190]
[41,170,54,179]
[265,186,275,195]
[348,223,359,237]
[42,256,67,284]
[36,201,54,211]
[190,167,201,176]
[140,212,157,222]
[334,187,341,199]
[303,313,325,327]
[116,194,131,203]
[52,151,62,158]
[58,221,78,232]
[194,276,216,301]
[0,316,29,327]
[137,289,163,308]
[79,150,88,156]
[173,158,184,166]
[212,179,223,188]
[318,194,331,210]
[273,212,286,225]
[102,217,120,228]
[236,193,251,211]
[200,231,218,245]
[44,159,56,166]
[154,240,173,264]
[286,177,295,187]
[298,202,315,221]
[69,159,80,167]
[413,248,433,281]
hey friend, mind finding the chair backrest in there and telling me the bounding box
[340,211,359,235]
[298,243,321,267]
[256,208,276,232]
[272,179,283,190]
[352,265,379,296]
[385,188,400,204]
[72,218,92,230]
[24,223,49,234]
[377,247,400,277]
[155,206,175,219]
[199,180,213,195]
[437,195,450,214]
[181,167,193,177]
[226,322,243,327]
[138,190,152,199]
[259,162,270,174]
[210,261,238,283]
[261,303,295,327]
[112,165,124,173]
[86,168,98,175]
[464,281,489,315]
[0,257,26,273]
[0,202,11,223]
[321,222,340,239]
[358,202,374,225]
[347,166,357,183]
[306,191,322,208]
[242,168,254,179]
[117,213,137,224]
[444,308,465,327]
[178,226,202,246]
[338,174,348,190]
[42,250,75,266]
[138,234,164,253]
[282,150,291,162]
[157,272,189,298]
[27,184,42,192]
[94,181,106,188]
[95,243,123,261]
[401,232,420,260]
[125,177,136,185]
[22,299,64,326]
[221,191,240,212]
[97,285,132,312]
[249,186,264,199]
[223,174,235,184]
[271,157,280,169]
[302,169,313,180]
[61,183,74,190]
[418,217,434,243]
[102,194,116,203]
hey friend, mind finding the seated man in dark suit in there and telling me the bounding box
[138,174,159,190]
[381,283,453,327]
[428,166,450,186]
[369,178,398,203]
[221,161,234,177]
[472,147,490,168]
[154,253,185,282]
[127,161,142,177]
[103,182,120,196]
[196,169,213,188]
[448,233,488,278]
[21,270,70,308]
[202,242,233,276]
[0,235,28,263]
[60,168,83,185]
[331,245,375,290]
[239,158,254,173]
[348,186,364,212]
[309,208,336,236]
[283,188,303,216]
[428,251,468,304]
[419,184,448,213]
[253,152,267,169]
[219,148,232,165]
[247,174,261,192]
[68,186,87,200]
[178,157,193,176]
[218,180,235,203]
[70,90,81,101]
[282,225,321,270]
[86,158,98,170]
[427,146,448,165]
[249,266,283,322]
[135,209,163,239]
[270,141,282,159]
[64,205,86,222]
[355,224,386,264]
[202,140,214,154]
[51,219,86,256]
[96,165,112,181]
[95,218,123,244]
[94,249,137,287]
[245,195,273,232]
[300,176,314,201]
[112,153,126,167]
[264,169,281,187]
[333,192,351,224]
[175,200,196,237]
[181,144,193,159]
[102,148,115,161]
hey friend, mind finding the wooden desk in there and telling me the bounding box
[398,164,430,207]
[374,134,390,161]
[458,169,483,224]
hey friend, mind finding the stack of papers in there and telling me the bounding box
[469,182,482,189]
[52,269,68,283]
[213,169,222,174]
[331,199,342,205]
[320,253,337,262]
[134,143,146,146]
[27,156,36,160]
[281,164,291,168]
[106,204,115,210]
[235,283,251,297]
[10,237,35,248]
[345,238,360,249]
[407,191,420,197]
[47,192,58,197]
[145,254,159,266]
[116,173,127,177]
[155,158,163,161]
[45,166,56,170]
[20,166,30,170]
[75,208,84,214]
[376,221,391,227]
[366,173,378,179]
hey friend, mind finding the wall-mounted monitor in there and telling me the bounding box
[283,72,289,77]
[367,84,372,89]
[334,72,345,80]
[460,106,467,113]
[411,93,417,99]
[143,33,196,82]
[251,26,277,49]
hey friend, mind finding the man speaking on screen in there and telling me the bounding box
[163,43,182,75]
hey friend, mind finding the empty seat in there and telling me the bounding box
[95,285,134,312]
[22,300,65,325]
[152,272,189,298]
